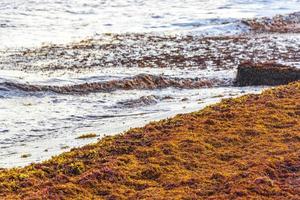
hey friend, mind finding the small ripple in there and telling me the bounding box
[0,129,9,133]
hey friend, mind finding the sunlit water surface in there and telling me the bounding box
[1,0,300,48]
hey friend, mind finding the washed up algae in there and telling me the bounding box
[0,81,299,199]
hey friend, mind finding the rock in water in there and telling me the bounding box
[235,62,300,86]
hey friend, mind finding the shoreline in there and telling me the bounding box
[6,14,300,167]
[0,86,266,168]
[1,11,300,169]
[0,81,299,199]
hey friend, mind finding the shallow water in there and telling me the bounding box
[1,0,300,48]
[0,86,267,168]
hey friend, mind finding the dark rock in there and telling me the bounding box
[235,62,300,86]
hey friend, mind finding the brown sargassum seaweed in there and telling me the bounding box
[0,81,299,199]
[1,74,219,95]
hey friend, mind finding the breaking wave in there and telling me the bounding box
[0,74,227,95]
[243,12,300,33]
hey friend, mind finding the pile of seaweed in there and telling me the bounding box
[235,61,300,86]
[0,81,299,199]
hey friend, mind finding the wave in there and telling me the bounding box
[0,74,227,95]
[113,95,160,108]
[242,12,300,33]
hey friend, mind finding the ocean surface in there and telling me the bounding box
[1,0,300,168]
[1,0,300,49]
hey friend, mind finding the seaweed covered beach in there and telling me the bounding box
[0,0,300,199]
[0,81,299,199]
[1,11,300,167]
